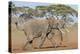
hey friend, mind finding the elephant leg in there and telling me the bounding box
[23,34,33,50]
[38,34,47,48]
[46,29,58,48]
[38,30,52,48]
[23,31,34,50]
[39,37,46,48]
[57,27,64,45]
[23,39,33,50]
[23,40,29,50]
[47,36,57,48]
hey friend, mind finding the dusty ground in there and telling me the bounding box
[11,23,78,53]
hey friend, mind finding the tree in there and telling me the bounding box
[47,4,78,29]
[34,6,48,17]
[48,4,78,20]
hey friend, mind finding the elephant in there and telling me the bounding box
[15,17,65,50]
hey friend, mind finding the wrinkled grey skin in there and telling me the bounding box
[15,17,64,49]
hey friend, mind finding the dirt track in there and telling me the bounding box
[11,24,78,53]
